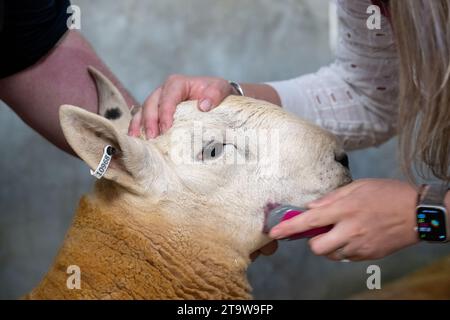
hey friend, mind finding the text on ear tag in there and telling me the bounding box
[90,145,116,179]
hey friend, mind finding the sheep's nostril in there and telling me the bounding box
[335,152,349,169]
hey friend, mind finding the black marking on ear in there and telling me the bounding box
[105,107,122,120]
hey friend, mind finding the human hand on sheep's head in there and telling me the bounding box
[128,75,280,140]
[128,75,235,139]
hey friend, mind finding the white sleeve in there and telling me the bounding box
[267,0,398,151]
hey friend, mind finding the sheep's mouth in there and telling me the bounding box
[338,175,353,188]
[262,202,281,234]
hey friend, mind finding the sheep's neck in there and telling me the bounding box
[27,196,251,299]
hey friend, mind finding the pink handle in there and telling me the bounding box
[280,209,332,240]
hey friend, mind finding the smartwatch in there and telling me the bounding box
[416,184,449,242]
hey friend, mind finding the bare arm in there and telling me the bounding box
[0,30,138,155]
[239,83,281,106]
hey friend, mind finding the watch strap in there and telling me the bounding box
[418,184,449,206]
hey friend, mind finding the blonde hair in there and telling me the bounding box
[391,0,450,183]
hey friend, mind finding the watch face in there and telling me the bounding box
[417,207,447,242]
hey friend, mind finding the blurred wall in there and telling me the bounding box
[1,0,448,299]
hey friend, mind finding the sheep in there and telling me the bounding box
[25,67,351,299]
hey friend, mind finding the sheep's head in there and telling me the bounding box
[60,68,351,258]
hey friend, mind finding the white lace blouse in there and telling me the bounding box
[268,0,398,151]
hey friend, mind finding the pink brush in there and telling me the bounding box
[263,203,332,240]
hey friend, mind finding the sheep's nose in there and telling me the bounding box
[334,152,349,169]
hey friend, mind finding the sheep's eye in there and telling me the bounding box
[202,142,225,160]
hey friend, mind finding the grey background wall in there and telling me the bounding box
[1,0,448,299]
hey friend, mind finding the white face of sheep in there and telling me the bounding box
[60,69,351,258]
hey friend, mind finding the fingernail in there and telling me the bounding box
[129,129,138,138]
[269,228,283,239]
[307,201,316,208]
[160,123,167,134]
[146,128,154,139]
[307,200,321,208]
[199,99,212,111]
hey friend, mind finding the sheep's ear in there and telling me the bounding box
[60,104,148,194]
[88,66,132,134]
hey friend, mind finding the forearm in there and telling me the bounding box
[240,83,281,106]
[0,30,137,155]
